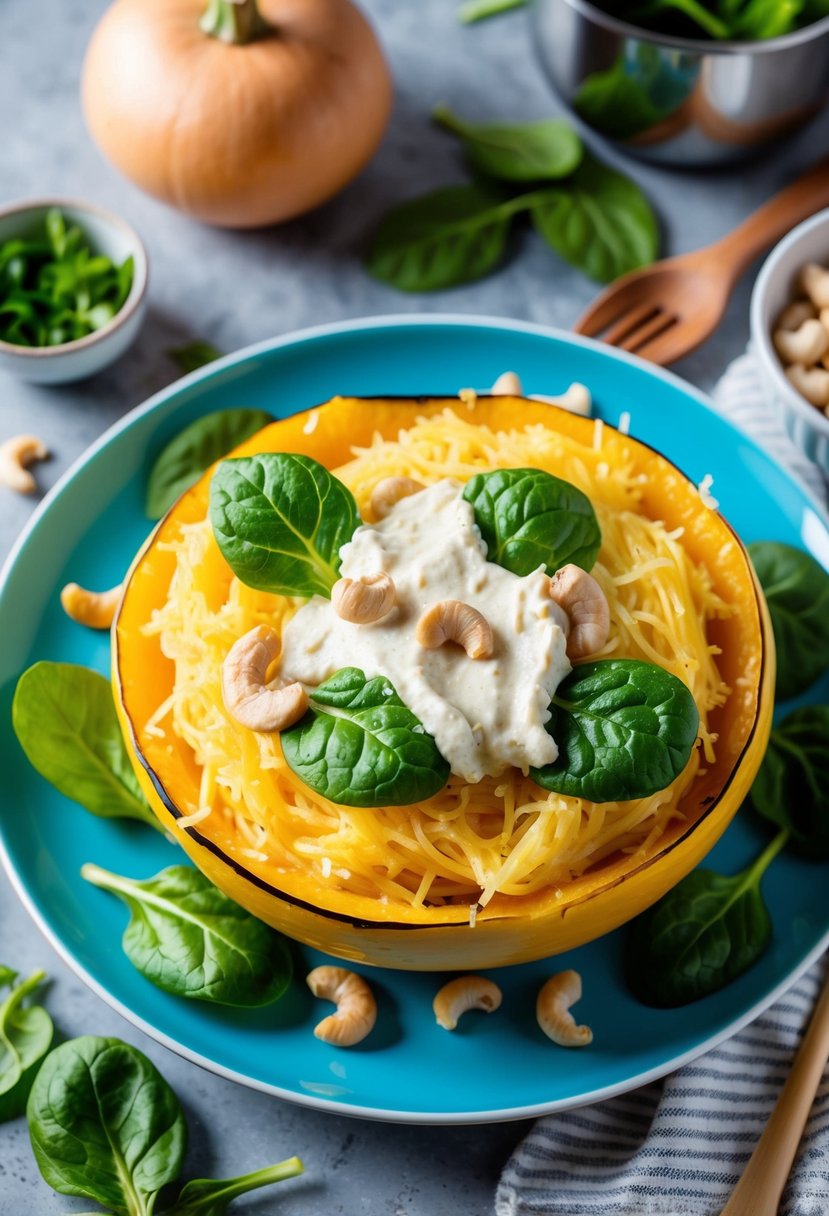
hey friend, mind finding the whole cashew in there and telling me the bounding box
[60,581,123,630]
[307,965,377,1047]
[491,370,523,395]
[433,976,502,1031]
[332,572,396,624]
[773,319,828,366]
[416,600,494,660]
[490,372,592,417]
[801,262,829,310]
[777,299,817,331]
[222,625,308,733]
[0,434,49,494]
[548,564,610,660]
[786,363,829,408]
[536,970,593,1048]
[370,476,425,520]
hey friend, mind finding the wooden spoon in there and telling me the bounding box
[575,159,829,366]
[719,966,829,1216]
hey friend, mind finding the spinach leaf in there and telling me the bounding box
[462,467,601,576]
[0,965,17,989]
[0,969,53,1122]
[81,863,293,1007]
[27,1035,187,1216]
[12,662,159,831]
[167,340,222,375]
[458,0,527,21]
[281,668,450,807]
[210,452,360,598]
[167,1157,304,1216]
[531,659,699,802]
[574,58,670,141]
[625,830,786,1006]
[748,706,829,859]
[531,154,659,284]
[146,408,272,519]
[433,105,583,182]
[365,184,528,292]
[748,541,829,701]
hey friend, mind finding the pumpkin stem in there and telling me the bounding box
[200,0,271,44]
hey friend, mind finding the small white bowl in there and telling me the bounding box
[0,198,148,384]
[751,208,829,475]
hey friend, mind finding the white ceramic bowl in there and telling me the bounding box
[751,207,829,474]
[0,197,148,384]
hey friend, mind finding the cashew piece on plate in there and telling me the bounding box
[548,564,610,660]
[772,319,828,366]
[433,976,502,1031]
[416,600,494,660]
[537,970,593,1048]
[332,572,395,624]
[491,370,523,395]
[370,476,425,520]
[60,582,123,630]
[307,965,377,1047]
[0,435,49,494]
[222,625,308,733]
[786,364,829,409]
[490,372,592,417]
[801,262,829,310]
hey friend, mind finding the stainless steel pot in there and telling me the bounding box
[533,0,829,166]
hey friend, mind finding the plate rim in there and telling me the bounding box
[3,311,828,1125]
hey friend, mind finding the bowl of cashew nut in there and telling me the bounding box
[752,207,829,475]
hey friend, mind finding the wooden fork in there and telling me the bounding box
[575,159,829,366]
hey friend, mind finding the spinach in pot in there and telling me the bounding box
[748,541,829,701]
[0,968,53,1123]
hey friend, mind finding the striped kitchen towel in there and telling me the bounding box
[496,350,828,1216]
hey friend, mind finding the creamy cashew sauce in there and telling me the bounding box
[280,480,571,783]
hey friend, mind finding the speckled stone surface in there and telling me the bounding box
[2,1,829,1211]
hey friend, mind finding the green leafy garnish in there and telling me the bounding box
[0,969,53,1123]
[462,467,601,576]
[167,340,222,374]
[748,706,829,858]
[210,452,360,597]
[574,56,671,141]
[81,863,293,1006]
[12,662,159,831]
[531,659,700,803]
[749,541,829,701]
[458,0,527,21]
[146,407,272,519]
[625,830,786,1006]
[597,0,829,39]
[282,668,450,808]
[433,104,583,182]
[0,207,133,348]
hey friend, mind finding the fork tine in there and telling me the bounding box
[634,320,698,367]
[619,311,678,354]
[602,304,661,348]
[573,269,649,337]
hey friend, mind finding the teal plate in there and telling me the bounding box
[2,316,828,1124]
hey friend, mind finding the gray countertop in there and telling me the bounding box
[3,1,829,1212]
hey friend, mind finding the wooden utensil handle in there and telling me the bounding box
[712,159,829,279]
[720,972,829,1216]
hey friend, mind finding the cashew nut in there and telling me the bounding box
[222,625,308,733]
[786,363,829,408]
[548,564,610,660]
[370,476,425,520]
[332,572,395,624]
[60,581,123,630]
[531,384,593,417]
[773,319,828,366]
[536,970,592,1048]
[0,434,49,494]
[433,976,502,1030]
[777,299,817,331]
[416,600,494,659]
[491,370,523,395]
[307,965,377,1047]
[801,262,829,310]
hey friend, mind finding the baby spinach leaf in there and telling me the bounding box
[748,706,829,859]
[433,104,583,182]
[12,662,159,831]
[462,467,601,576]
[0,969,53,1123]
[146,407,272,519]
[210,452,360,597]
[0,965,17,989]
[167,340,222,375]
[166,1156,304,1216]
[531,154,659,284]
[458,0,527,21]
[748,541,829,701]
[282,668,451,807]
[81,863,293,1007]
[625,830,786,1006]
[532,659,699,803]
[574,58,670,141]
[27,1035,187,1216]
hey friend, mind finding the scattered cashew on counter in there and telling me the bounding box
[416,599,494,660]
[773,263,829,410]
[0,434,49,494]
[548,564,611,660]
[332,572,396,624]
[60,581,123,630]
[370,475,425,520]
[536,970,593,1048]
[221,624,308,733]
[433,975,503,1030]
[307,965,377,1047]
